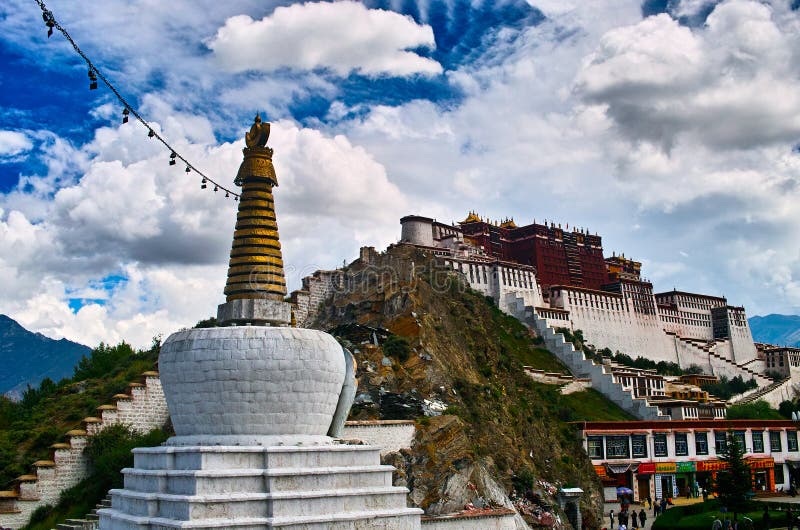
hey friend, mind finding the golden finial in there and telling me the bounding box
[245,113,270,149]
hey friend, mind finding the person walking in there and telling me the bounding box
[638,508,647,528]
[646,495,652,509]
[762,505,771,530]
[712,516,722,530]
[609,508,615,529]
[652,499,659,517]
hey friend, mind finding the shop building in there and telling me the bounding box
[577,420,800,503]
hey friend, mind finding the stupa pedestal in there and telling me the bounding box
[98,117,421,529]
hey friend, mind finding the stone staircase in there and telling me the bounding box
[0,372,169,530]
[519,308,665,420]
[51,495,109,529]
[665,333,772,386]
[731,377,792,405]
[98,444,423,529]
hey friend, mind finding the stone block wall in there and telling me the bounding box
[421,509,518,530]
[0,372,167,530]
[342,420,416,455]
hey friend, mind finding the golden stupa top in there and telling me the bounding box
[245,113,270,148]
[462,211,481,223]
[500,218,517,229]
[235,114,277,187]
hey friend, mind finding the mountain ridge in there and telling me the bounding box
[749,313,800,347]
[0,314,91,398]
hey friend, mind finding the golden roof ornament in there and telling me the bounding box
[245,113,270,148]
[235,114,276,187]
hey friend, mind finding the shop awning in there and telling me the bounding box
[606,462,640,474]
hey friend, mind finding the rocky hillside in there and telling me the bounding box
[0,315,90,398]
[312,245,621,529]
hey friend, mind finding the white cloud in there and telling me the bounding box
[0,130,31,158]
[207,1,442,77]
[576,1,800,151]
[0,102,407,347]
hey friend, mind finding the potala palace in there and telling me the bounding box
[399,213,757,369]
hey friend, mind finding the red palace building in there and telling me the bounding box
[458,213,609,291]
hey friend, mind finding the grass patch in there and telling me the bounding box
[557,389,635,422]
[652,500,784,529]
[514,346,570,374]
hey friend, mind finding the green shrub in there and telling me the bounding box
[383,335,411,362]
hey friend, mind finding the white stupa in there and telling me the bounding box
[98,116,422,529]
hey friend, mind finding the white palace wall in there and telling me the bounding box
[442,258,543,314]
[548,288,679,364]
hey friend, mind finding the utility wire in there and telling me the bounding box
[34,0,240,199]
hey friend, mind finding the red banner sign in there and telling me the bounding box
[638,463,655,474]
[697,460,727,471]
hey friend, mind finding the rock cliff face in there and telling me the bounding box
[312,246,605,529]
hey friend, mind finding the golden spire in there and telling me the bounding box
[222,115,286,302]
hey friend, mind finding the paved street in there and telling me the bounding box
[601,496,800,529]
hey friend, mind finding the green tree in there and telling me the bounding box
[714,430,752,520]
[726,400,783,420]
[73,342,135,380]
[779,400,797,419]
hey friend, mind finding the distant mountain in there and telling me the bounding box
[748,314,800,347]
[0,315,91,399]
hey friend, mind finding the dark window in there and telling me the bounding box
[734,431,746,452]
[752,431,764,453]
[674,433,689,456]
[695,432,709,455]
[714,431,727,454]
[632,435,647,458]
[587,436,604,459]
[789,431,799,452]
[606,436,630,459]
[776,464,786,485]
[770,431,782,452]
[654,433,668,457]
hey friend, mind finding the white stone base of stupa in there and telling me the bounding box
[98,443,422,529]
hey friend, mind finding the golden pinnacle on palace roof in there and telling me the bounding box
[222,114,286,305]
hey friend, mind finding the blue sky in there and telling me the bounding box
[2,0,800,347]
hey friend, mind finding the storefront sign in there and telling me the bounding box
[747,458,774,470]
[594,465,609,478]
[697,460,727,472]
[676,461,696,473]
[638,463,655,474]
[655,462,676,473]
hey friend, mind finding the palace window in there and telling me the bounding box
[587,436,604,459]
[770,431,782,452]
[752,431,764,453]
[675,433,689,456]
[654,433,668,457]
[695,432,709,455]
[789,431,799,452]
[606,436,630,459]
[714,431,727,454]
[632,435,647,458]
